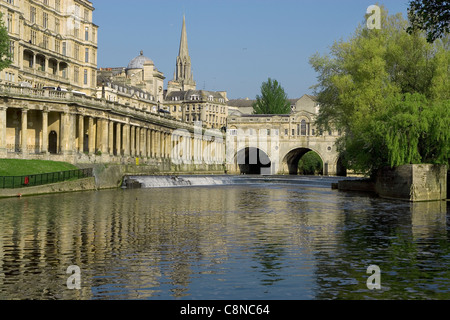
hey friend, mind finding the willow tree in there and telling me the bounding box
[407,0,450,42]
[252,78,291,115]
[309,6,450,177]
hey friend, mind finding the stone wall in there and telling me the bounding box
[0,177,96,198]
[375,164,447,202]
[90,162,225,190]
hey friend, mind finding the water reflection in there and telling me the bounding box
[0,181,448,300]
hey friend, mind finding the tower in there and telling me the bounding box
[167,15,196,93]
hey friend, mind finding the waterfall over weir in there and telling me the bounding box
[122,175,343,189]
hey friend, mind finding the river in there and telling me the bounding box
[0,175,448,300]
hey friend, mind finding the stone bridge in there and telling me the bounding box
[226,111,346,176]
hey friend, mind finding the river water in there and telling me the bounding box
[0,175,448,300]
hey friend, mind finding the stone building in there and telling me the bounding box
[0,0,98,95]
[0,4,226,170]
[165,89,228,130]
[164,15,229,129]
[226,94,344,175]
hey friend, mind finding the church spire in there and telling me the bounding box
[172,15,196,91]
[179,15,189,57]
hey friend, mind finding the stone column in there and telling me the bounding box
[130,126,135,157]
[88,117,95,155]
[160,132,164,159]
[146,129,151,158]
[0,106,7,157]
[154,130,159,158]
[42,109,49,154]
[78,114,84,154]
[166,133,170,158]
[116,123,121,156]
[21,108,28,155]
[135,126,140,157]
[108,121,114,156]
[123,124,130,157]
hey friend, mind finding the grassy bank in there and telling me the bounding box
[0,159,78,176]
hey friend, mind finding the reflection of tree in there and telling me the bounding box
[313,197,449,299]
[251,238,286,286]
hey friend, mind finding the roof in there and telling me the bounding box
[127,51,154,70]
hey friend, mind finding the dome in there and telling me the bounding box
[127,51,154,69]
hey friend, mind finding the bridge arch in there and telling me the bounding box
[235,147,272,175]
[282,147,324,175]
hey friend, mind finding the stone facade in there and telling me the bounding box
[0,84,226,168]
[226,95,343,175]
[0,0,98,95]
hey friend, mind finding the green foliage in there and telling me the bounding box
[407,0,450,43]
[310,6,450,177]
[298,152,323,175]
[252,78,291,114]
[0,12,12,71]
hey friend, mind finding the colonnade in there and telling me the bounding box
[0,106,225,165]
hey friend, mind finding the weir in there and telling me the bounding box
[122,175,346,189]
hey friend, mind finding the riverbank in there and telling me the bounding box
[0,163,226,198]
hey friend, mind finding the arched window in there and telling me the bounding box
[301,120,307,136]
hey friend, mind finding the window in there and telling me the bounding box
[62,42,67,56]
[173,106,177,112]
[7,13,12,32]
[9,41,14,61]
[229,129,237,136]
[55,0,60,12]
[55,19,60,34]
[74,67,79,84]
[285,129,288,136]
[43,12,48,29]
[85,48,89,63]
[85,27,89,41]
[55,40,60,54]
[74,44,79,60]
[43,35,48,49]
[31,30,37,45]
[301,120,307,136]
[84,9,89,21]
[30,7,36,24]
[84,69,88,85]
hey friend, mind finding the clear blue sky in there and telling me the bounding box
[94,0,410,100]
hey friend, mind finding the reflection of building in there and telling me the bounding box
[0,0,98,95]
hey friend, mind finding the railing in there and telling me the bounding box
[0,84,200,133]
[0,168,93,189]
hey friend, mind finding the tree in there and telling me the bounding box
[252,78,291,114]
[298,151,323,175]
[407,0,450,42]
[310,6,450,177]
[0,12,12,71]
